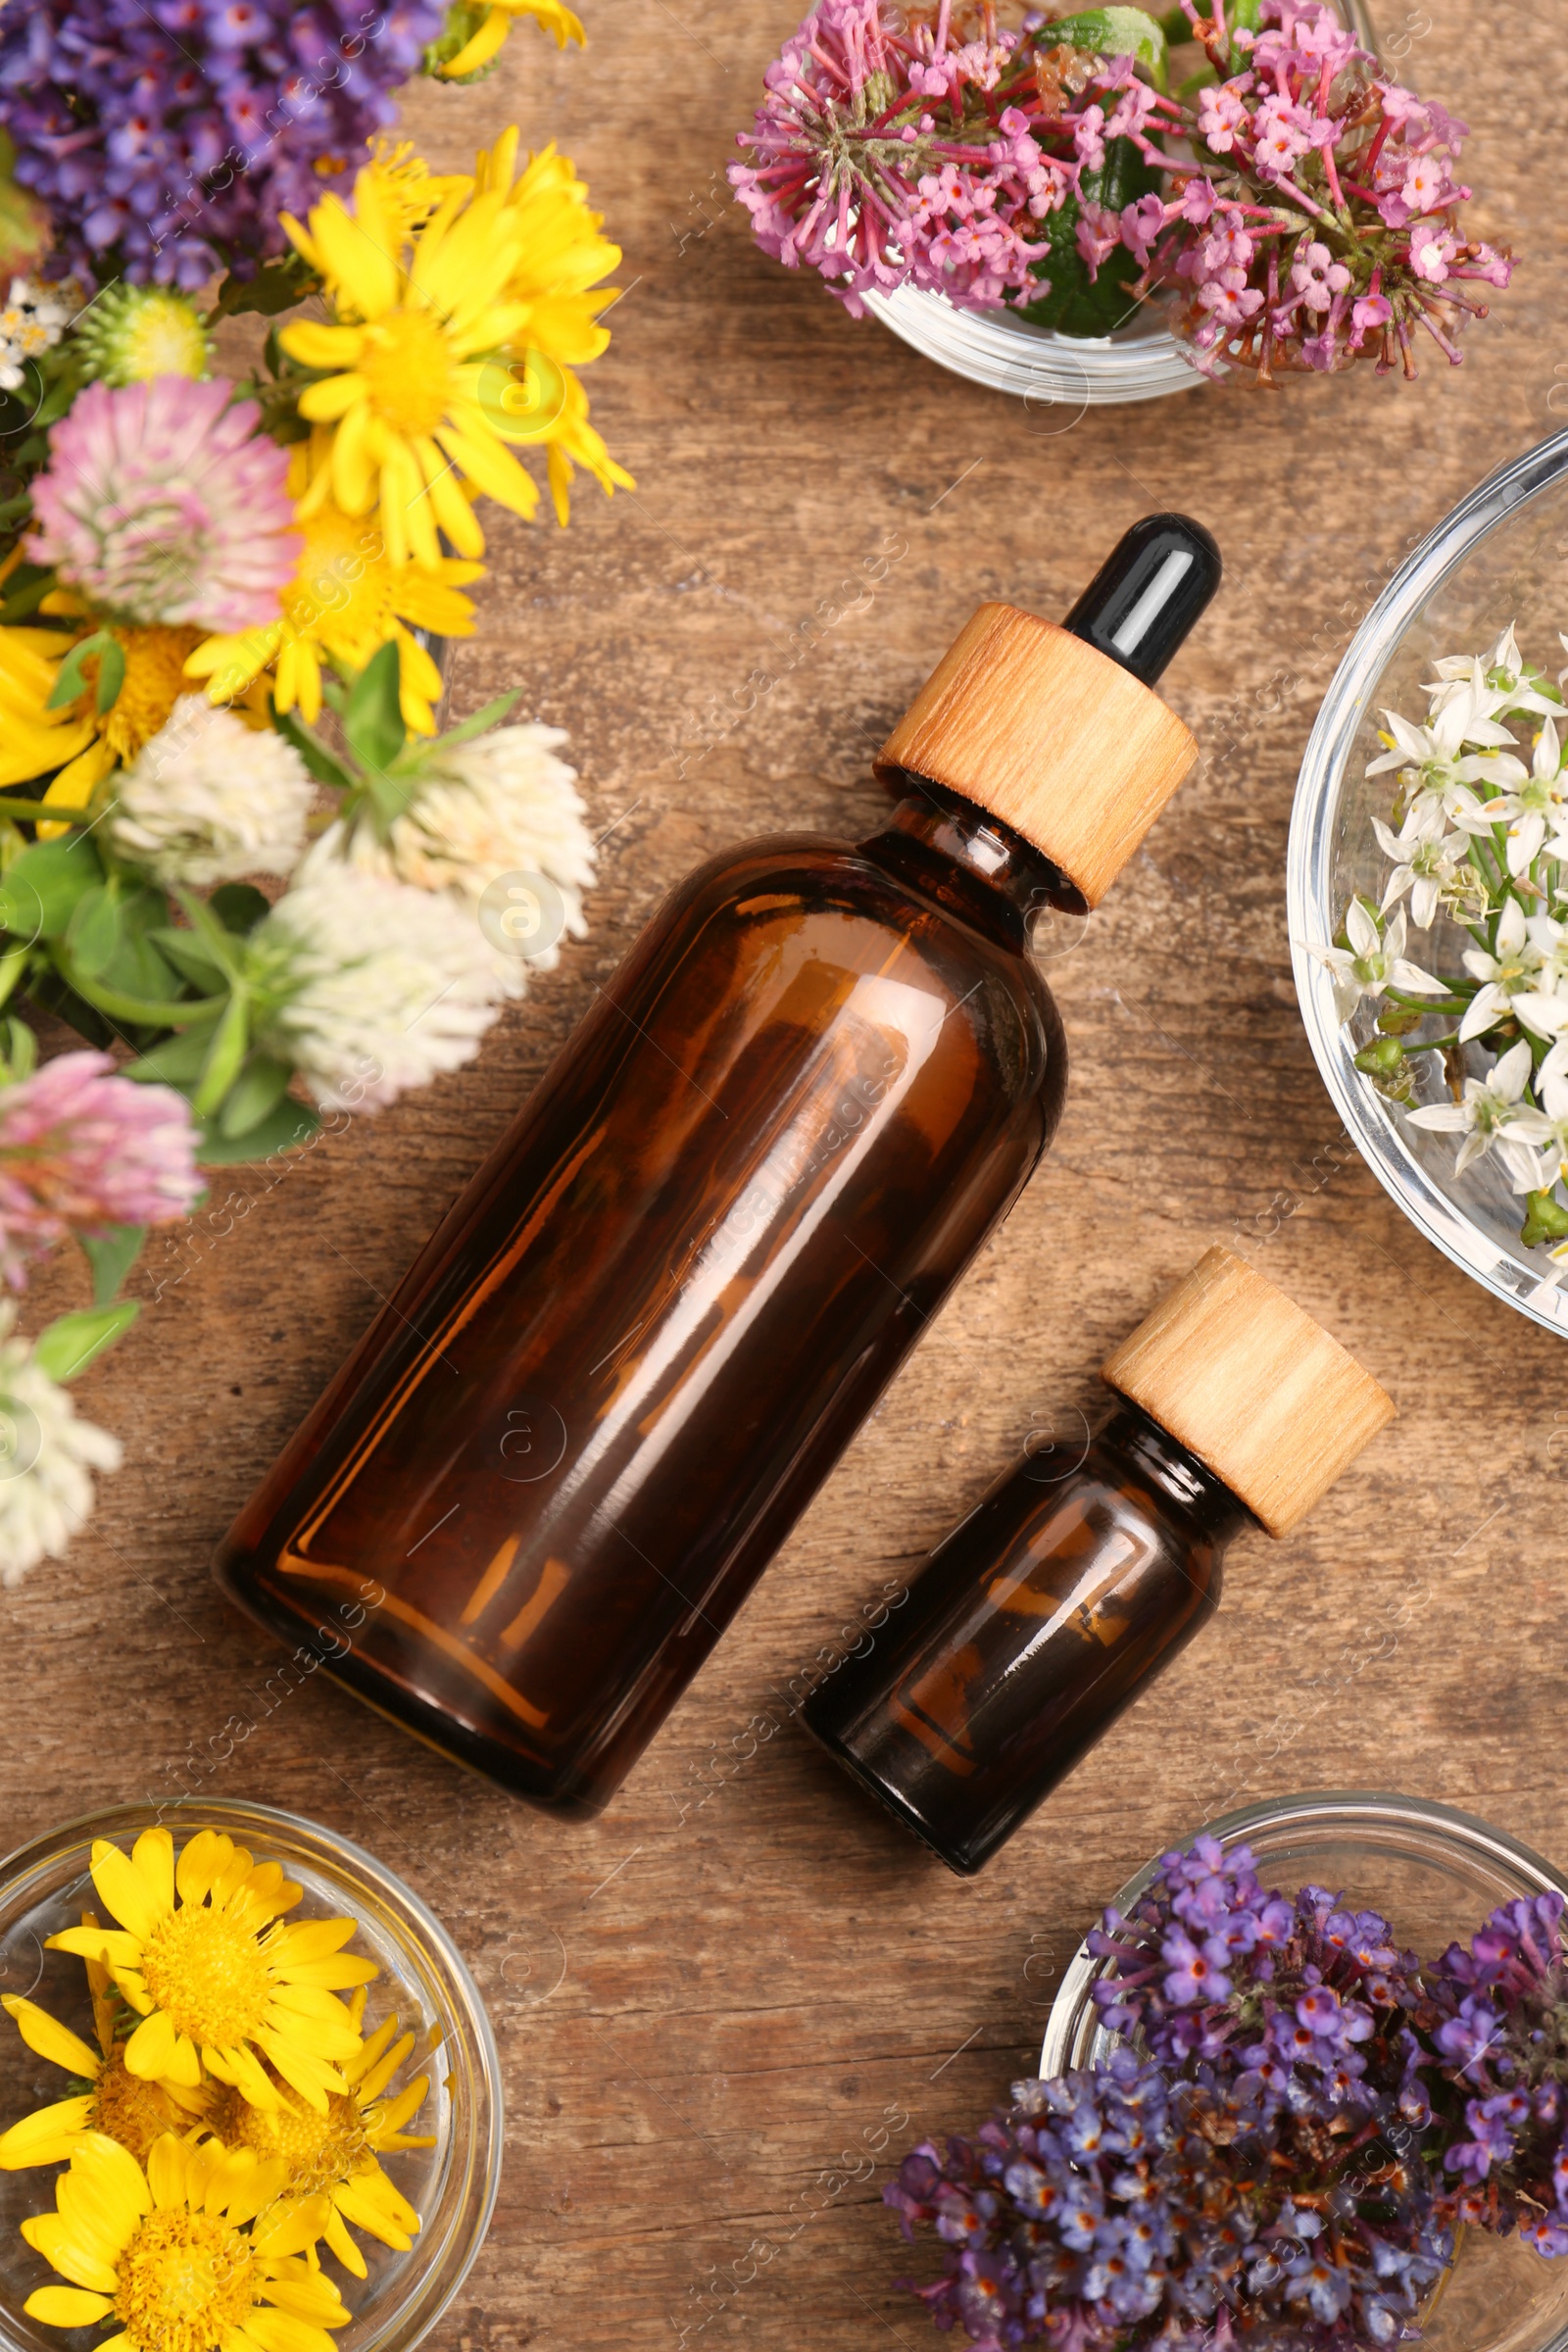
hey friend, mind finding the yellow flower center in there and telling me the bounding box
[113,2208,255,2352]
[119,294,209,383]
[140,1905,273,2049]
[285,503,394,647]
[82,624,204,761]
[209,2080,368,2195]
[358,311,455,436]
[86,2048,183,2166]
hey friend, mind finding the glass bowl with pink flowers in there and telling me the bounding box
[731,0,1516,411]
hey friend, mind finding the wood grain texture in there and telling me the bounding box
[1102,1244,1396,1535]
[875,609,1198,905]
[4,2,1564,2348]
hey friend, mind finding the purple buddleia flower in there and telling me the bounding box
[0,0,446,287]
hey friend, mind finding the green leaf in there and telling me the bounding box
[78,1223,147,1307]
[34,1300,140,1383]
[1034,6,1168,87]
[45,627,122,714]
[149,926,227,991]
[209,883,271,936]
[1009,135,1161,336]
[342,642,407,776]
[209,250,319,319]
[65,881,123,981]
[0,836,102,942]
[218,1054,292,1138]
[197,1096,320,1163]
[192,990,251,1117]
[398,691,517,768]
[123,1025,220,1086]
[270,700,359,793]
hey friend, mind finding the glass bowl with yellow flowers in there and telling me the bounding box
[0,1800,502,2352]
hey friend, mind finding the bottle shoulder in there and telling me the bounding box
[653,829,1061,1033]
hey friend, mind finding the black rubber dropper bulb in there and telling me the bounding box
[1061,513,1223,685]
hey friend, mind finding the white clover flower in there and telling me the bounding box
[110,696,316,887]
[1459,897,1563,1043]
[1301,901,1446,1023]
[0,1305,122,1590]
[1405,1039,1554,1189]
[250,851,504,1113]
[326,723,597,1001]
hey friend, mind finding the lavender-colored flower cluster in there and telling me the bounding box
[887,2044,1449,2352]
[0,0,445,288]
[889,1836,1568,2349]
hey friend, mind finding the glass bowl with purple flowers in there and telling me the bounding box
[1289,429,1568,1338]
[1006,1792,1568,2352]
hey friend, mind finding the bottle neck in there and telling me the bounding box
[1099,1396,1254,1550]
[859,770,1086,952]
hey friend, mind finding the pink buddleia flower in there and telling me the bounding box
[0,1051,203,1290]
[27,377,298,634]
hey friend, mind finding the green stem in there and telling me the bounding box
[0,802,96,823]
[53,949,225,1030]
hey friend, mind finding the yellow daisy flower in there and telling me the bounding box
[435,0,584,78]
[46,1828,376,2118]
[201,1990,434,2279]
[278,167,544,568]
[0,616,208,827]
[0,1929,208,2170]
[185,437,481,735]
[471,132,635,524]
[23,2129,348,2352]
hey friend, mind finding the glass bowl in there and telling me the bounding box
[864,0,1376,408]
[1041,1790,1568,2352]
[0,1799,503,2352]
[1287,427,1568,1337]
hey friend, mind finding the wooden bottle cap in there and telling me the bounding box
[1102,1246,1396,1538]
[874,605,1198,907]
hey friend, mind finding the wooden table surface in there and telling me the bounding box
[6,1,1566,2344]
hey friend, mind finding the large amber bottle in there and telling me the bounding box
[215,516,1220,1815]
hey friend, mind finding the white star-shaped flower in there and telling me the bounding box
[1303,901,1446,1023]
[1405,1038,1554,1187]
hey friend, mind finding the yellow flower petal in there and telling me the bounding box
[145,2132,187,2210]
[24,2286,115,2327]
[0,2095,94,2170]
[3,1995,102,2079]
[322,2202,368,2278]
[89,1840,166,1941]
[173,1828,228,1908]
[297,373,368,425]
[129,1828,176,1922]
[122,2009,180,2083]
[278,321,367,369]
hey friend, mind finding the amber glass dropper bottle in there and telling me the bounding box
[214,515,1221,1818]
[804,1247,1396,1874]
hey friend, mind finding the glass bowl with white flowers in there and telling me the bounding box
[1304,622,1568,1275]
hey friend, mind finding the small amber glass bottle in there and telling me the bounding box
[804,1247,1396,1874]
[214,517,1220,1818]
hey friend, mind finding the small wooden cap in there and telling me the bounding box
[874,605,1198,907]
[1102,1246,1396,1538]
